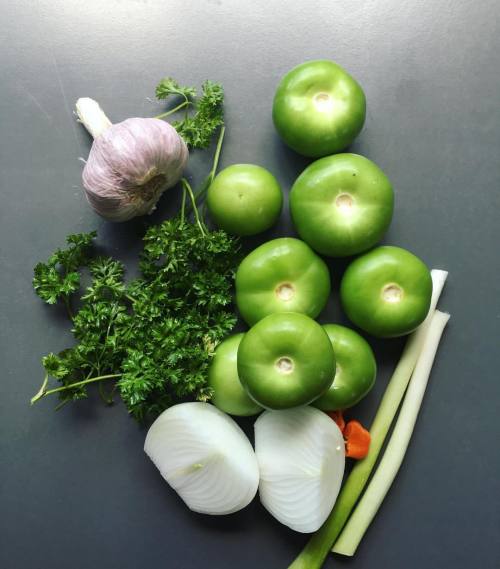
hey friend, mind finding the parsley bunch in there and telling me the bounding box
[155,77,224,149]
[32,220,240,422]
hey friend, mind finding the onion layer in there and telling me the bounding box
[144,402,259,515]
[255,406,345,533]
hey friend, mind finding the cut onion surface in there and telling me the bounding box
[144,402,259,515]
[255,406,345,533]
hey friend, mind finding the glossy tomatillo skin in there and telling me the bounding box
[207,164,283,236]
[237,313,336,409]
[290,154,394,257]
[272,60,366,158]
[235,238,330,326]
[313,325,377,411]
[208,334,263,416]
[340,246,433,338]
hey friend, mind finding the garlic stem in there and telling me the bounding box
[75,97,113,139]
[333,310,450,555]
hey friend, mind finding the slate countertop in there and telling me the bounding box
[1,1,499,568]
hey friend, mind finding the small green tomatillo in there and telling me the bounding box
[235,238,330,326]
[207,164,283,236]
[313,324,377,411]
[340,246,433,338]
[208,333,263,416]
[272,60,366,158]
[237,312,336,410]
[290,153,394,257]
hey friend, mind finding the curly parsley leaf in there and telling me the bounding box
[155,77,197,101]
[33,231,96,305]
[155,78,224,150]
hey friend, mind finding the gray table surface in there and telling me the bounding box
[1,1,499,568]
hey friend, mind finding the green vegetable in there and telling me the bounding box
[156,77,224,149]
[208,333,262,416]
[207,164,283,236]
[272,60,366,158]
[237,312,335,409]
[290,154,394,257]
[340,246,433,338]
[288,269,447,569]
[333,310,449,556]
[31,209,240,423]
[313,324,377,411]
[33,231,97,315]
[235,238,330,326]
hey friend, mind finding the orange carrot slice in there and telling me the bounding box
[344,420,371,459]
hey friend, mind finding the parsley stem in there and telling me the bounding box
[154,100,191,120]
[184,126,226,217]
[182,179,206,236]
[209,125,225,183]
[195,125,226,201]
[31,373,49,405]
[30,373,122,405]
[180,185,187,224]
[63,296,74,320]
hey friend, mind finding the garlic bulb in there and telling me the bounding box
[76,97,188,222]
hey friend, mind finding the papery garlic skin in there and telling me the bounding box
[77,98,188,222]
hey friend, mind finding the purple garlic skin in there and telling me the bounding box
[82,118,188,222]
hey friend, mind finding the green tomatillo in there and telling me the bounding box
[340,246,433,338]
[313,324,377,411]
[290,153,394,257]
[272,60,366,158]
[207,164,283,236]
[235,237,330,326]
[237,312,335,409]
[208,333,263,416]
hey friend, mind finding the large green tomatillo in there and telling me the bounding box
[313,324,377,411]
[272,60,366,158]
[237,313,335,409]
[208,334,263,417]
[235,238,330,326]
[207,164,283,236]
[340,246,433,338]
[290,153,394,257]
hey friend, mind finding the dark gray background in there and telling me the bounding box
[1,1,499,568]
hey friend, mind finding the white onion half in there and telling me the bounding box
[144,402,259,515]
[255,406,345,533]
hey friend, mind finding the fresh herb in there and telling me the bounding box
[155,77,197,102]
[33,231,96,315]
[32,220,240,422]
[155,77,224,149]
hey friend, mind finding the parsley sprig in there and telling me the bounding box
[155,77,224,149]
